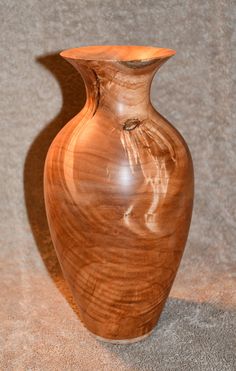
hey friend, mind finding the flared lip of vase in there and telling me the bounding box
[60,45,176,62]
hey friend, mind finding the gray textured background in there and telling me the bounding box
[0,0,236,370]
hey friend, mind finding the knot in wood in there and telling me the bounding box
[123,118,141,131]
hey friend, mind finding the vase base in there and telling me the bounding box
[89,329,154,344]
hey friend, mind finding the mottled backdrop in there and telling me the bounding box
[0,0,235,370]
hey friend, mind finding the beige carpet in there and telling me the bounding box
[1,0,236,370]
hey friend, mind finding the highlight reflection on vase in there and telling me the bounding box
[44,46,194,343]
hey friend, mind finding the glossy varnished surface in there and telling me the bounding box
[44,46,194,342]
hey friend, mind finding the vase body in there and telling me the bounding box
[44,46,194,342]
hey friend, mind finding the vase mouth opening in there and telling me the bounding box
[60,45,176,62]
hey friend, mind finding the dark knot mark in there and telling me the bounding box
[123,118,141,131]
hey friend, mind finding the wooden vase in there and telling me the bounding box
[44,46,194,343]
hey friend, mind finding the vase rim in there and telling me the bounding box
[60,45,176,62]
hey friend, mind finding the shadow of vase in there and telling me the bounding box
[98,297,235,370]
[23,52,86,316]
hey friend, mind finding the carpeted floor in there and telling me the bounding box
[0,0,236,370]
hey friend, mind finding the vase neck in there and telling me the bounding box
[64,57,170,125]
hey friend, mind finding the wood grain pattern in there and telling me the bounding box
[44,45,194,342]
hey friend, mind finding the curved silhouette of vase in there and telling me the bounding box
[44,46,194,343]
